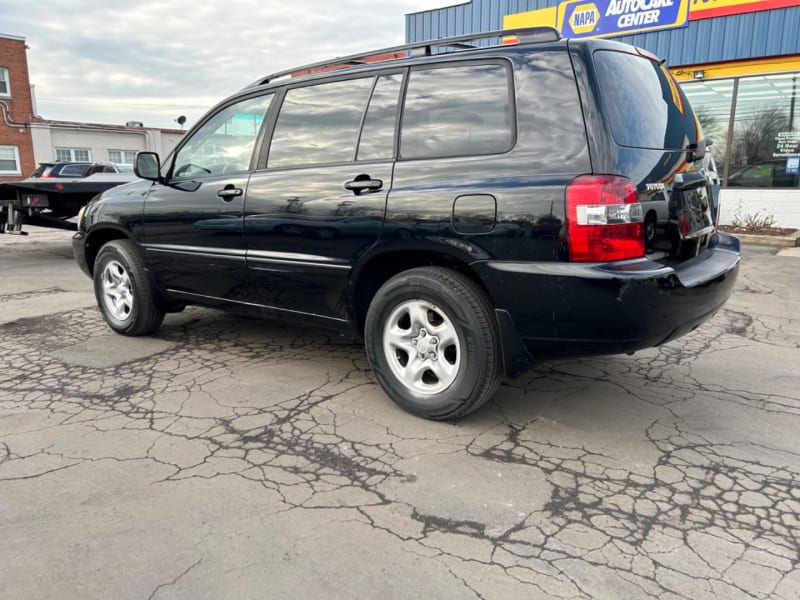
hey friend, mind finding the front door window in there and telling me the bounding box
[172,94,274,179]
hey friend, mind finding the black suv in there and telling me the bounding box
[73,28,740,420]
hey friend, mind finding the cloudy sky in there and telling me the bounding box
[1,0,456,129]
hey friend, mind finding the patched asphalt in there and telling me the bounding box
[1,228,799,599]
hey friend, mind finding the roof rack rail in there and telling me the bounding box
[247,27,560,88]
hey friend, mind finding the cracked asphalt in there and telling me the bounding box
[1,227,799,600]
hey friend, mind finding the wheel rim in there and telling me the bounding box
[645,216,656,242]
[382,300,462,396]
[100,260,134,322]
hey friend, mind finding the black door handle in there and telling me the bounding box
[217,185,243,201]
[344,175,383,196]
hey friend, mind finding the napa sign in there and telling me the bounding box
[556,0,690,38]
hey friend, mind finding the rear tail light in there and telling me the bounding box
[679,211,690,236]
[566,175,644,262]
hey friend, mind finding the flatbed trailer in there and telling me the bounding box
[0,174,135,234]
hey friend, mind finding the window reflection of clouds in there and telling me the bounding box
[358,73,403,161]
[595,52,669,149]
[269,78,374,168]
[401,64,513,159]
[174,94,273,177]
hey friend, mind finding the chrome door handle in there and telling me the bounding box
[344,176,383,195]
[217,186,243,201]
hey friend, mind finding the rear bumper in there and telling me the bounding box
[481,232,740,373]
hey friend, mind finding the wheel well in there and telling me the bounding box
[85,228,130,275]
[352,251,491,334]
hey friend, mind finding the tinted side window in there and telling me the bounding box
[400,63,514,160]
[172,94,273,179]
[594,50,700,150]
[357,73,403,161]
[269,78,374,168]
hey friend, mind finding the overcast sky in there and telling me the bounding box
[1,0,456,129]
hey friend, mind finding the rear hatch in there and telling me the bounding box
[591,46,715,263]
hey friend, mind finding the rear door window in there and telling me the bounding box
[268,77,374,168]
[357,73,404,162]
[400,62,514,160]
[594,50,700,150]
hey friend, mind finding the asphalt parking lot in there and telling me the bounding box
[1,227,799,599]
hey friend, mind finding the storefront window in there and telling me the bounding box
[681,72,800,188]
[682,79,734,150]
[728,73,799,188]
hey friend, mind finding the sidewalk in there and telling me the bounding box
[728,229,800,248]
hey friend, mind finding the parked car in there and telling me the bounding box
[29,161,133,179]
[73,28,740,420]
[30,161,93,178]
[727,160,800,188]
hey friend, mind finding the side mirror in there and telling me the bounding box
[689,138,707,162]
[135,152,161,181]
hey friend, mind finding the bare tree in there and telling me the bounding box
[730,107,790,168]
[693,105,727,145]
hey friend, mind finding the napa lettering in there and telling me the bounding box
[606,0,675,28]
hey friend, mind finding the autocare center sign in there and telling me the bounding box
[504,0,800,38]
[557,0,689,38]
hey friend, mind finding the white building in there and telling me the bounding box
[30,119,184,168]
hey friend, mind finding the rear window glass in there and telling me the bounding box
[60,164,88,177]
[594,50,699,150]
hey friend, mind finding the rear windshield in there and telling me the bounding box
[60,164,89,177]
[594,50,699,150]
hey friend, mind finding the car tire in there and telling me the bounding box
[365,267,502,420]
[93,239,165,336]
[644,211,657,251]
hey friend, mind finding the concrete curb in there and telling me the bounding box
[723,230,800,248]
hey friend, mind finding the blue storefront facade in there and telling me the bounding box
[406,1,800,227]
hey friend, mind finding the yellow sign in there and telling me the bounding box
[504,6,557,29]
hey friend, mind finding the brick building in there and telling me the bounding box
[0,33,36,183]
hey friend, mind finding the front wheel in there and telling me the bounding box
[93,239,164,336]
[365,267,502,420]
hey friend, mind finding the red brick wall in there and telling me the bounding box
[0,36,36,182]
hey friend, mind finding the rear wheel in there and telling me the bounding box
[93,240,164,336]
[365,267,501,420]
